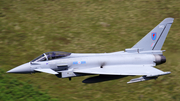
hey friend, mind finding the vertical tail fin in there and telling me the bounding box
[132,18,174,51]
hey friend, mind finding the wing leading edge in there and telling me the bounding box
[74,65,170,76]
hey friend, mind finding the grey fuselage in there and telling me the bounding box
[30,52,158,76]
[8,51,165,79]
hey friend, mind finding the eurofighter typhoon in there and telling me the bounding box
[7,18,174,83]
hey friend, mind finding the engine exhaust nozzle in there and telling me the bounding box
[154,55,166,65]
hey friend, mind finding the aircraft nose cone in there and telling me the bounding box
[7,63,31,73]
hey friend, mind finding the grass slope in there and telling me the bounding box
[1,0,180,101]
[0,69,57,101]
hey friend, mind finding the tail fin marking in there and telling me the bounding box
[132,18,174,51]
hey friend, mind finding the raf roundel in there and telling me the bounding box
[151,32,157,41]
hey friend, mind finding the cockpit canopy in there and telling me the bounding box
[31,51,71,62]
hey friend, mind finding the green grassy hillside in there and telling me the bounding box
[0,69,57,101]
[1,0,180,101]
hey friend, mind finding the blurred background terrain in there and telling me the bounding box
[0,0,180,101]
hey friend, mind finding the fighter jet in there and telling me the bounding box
[7,18,174,83]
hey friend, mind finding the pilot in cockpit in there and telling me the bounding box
[31,51,71,62]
